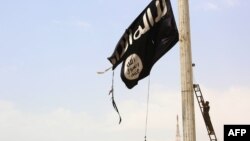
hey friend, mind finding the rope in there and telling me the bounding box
[97,66,112,74]
[144,75,151,141]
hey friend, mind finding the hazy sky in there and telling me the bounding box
[0,0,250,141]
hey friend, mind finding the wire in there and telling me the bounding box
[144,75,151,141]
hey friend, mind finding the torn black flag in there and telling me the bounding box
[108,0,179,89]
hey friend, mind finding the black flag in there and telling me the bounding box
[108,0,179,89]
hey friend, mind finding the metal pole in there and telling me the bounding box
[178,0,196,141]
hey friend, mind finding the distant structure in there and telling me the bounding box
[176,115,181,141]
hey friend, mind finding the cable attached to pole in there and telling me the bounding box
[144,75,151,141]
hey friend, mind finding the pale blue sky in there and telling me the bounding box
[0,0,250,141]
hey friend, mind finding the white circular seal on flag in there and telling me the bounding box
[124,53,143,80]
